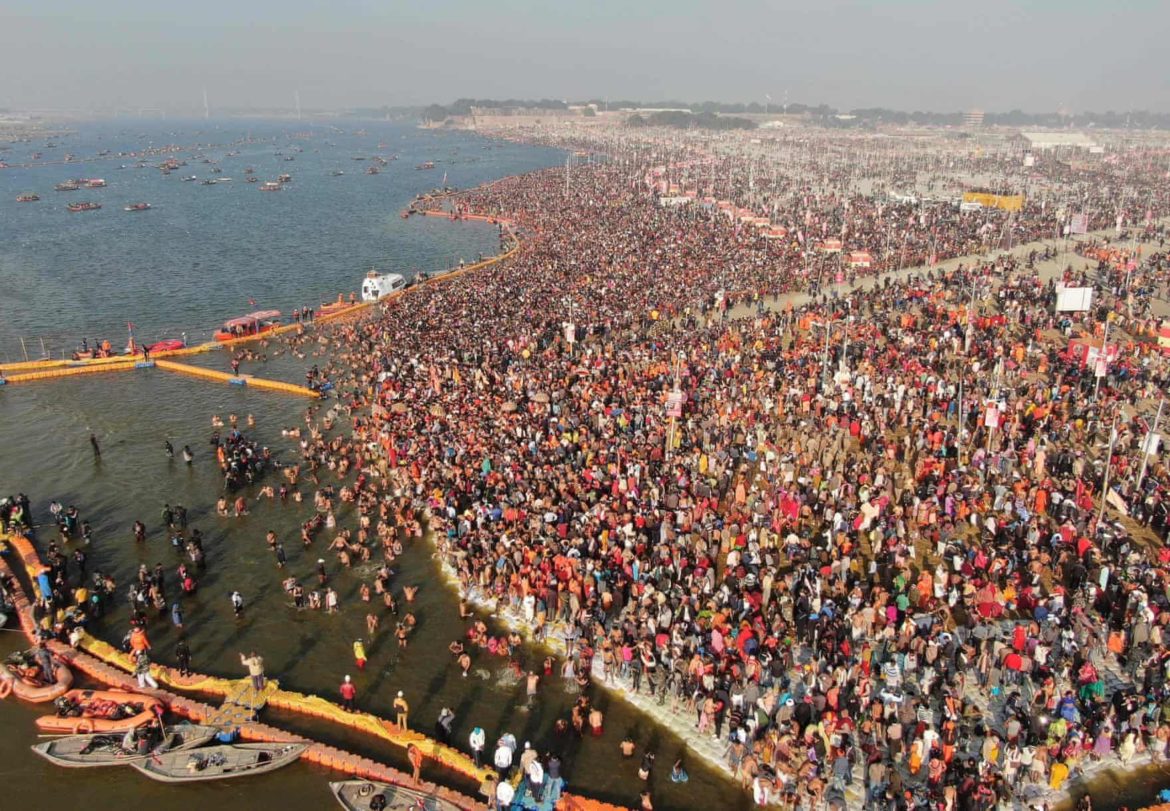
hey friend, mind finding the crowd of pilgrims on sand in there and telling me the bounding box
[9,146,1170,810]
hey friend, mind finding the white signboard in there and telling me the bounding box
[984,405,1000,429]
[1143,433,1162,456]
[1055,287,1093,312]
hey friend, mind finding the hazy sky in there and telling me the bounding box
[2,0,1165,113]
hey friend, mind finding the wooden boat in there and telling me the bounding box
[31,724,220,768]
[213,310,282,342]
[330,780,463,810]
[130,742,306,783]
[0,659,74,703]
[36,689,162,733]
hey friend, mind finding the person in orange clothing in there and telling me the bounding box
[407,743,423,785]
[128,626,150,654]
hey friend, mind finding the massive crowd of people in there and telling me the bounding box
[359,144,1170,809]
[9,128,1170,810]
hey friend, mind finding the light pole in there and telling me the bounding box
[1098,414,1119,527]
[809,319,832,390]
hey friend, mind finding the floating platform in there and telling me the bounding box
[148,359,321,397]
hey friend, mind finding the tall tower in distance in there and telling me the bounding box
[202,87,209,120]
[963,109,985,128]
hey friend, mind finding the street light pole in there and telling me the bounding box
[1098,414,1119,527]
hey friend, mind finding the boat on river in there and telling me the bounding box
[129,742,306,783]
[0,656,73,703]
[16,193,39,202]
[214,310,282,342]
[124,202,152,212]
[146,338,185,353]
[67,201,101,212]
[36,689,162,733]
[361,270,407,302]
[330,780,463,810]
[55,180,80,191]
[416,161,435,170]
[32,724,220,768]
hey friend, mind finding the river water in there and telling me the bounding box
[0,120,748,810]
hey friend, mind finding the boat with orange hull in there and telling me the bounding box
[36,689,162,734]
[318,295,358,317]
[213,310,282,342]
[0,660,74,703]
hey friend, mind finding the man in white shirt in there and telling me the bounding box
[494,740,513,774]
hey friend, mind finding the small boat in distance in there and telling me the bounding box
[214,310,282,341]
[259,181,281,191]
[55,180,80,191]
[146,338,185,353]
[67,202,102,212]
[16,193,40,202]
[246,177,259,183]
[129,742,306,783]
[200,179,217,185]
[416,161,435,170]
[124,203,152,212]
[83,178,107,188]
[331,170,345,176]
[365,166,379,175]
[277,173,292,183]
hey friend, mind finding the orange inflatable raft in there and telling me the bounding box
[0,661,74,703]
[35,689,162,733]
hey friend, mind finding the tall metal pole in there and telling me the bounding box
[1136,396,1164,494]
[1098,414,1119,526]
[821,321,830,389]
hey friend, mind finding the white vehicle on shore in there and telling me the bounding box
[361,270,407,302]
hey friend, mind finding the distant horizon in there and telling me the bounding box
[6,99,1170,121]
[3,1,1166,114]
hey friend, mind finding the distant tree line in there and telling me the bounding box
[358,98,1170,131]
[421,98,569,122]
[627,111,756,130]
